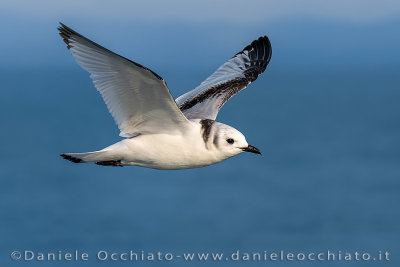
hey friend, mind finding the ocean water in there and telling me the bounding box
[1,68,399,266]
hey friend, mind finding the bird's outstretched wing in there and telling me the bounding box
[58,23,190,137]
[175,36,271,120]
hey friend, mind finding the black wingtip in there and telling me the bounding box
[58,22,73,33]
[236,36,271,58]
[235,35,272,81]
[57,23,84,50]
[58,23,74,49]
[61,154,83,163]
[247,35,272,64]
[258,36,272,64]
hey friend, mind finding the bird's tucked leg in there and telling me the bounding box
[95,160,123,167]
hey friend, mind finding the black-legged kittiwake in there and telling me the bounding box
[58,23,272,169]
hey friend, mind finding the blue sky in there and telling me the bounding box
[2,0,400,23]
[1,0,399,73]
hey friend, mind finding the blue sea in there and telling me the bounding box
[1,67,399,266]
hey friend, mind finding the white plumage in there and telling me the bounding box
[58,23,271,169]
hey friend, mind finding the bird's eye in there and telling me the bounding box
[226,138,234,144]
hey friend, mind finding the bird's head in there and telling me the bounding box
[210,122,261,158]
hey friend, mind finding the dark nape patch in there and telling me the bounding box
[96,160,123,167]
[61,154,83,163]
[213,133,219,148]
[200,119,214,147]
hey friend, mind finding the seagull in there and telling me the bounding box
[58,23,272,169]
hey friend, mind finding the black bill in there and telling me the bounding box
[242,145,261,155]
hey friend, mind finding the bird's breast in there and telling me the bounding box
[119,130,224,169]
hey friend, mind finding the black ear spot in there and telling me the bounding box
[226,138,234,144]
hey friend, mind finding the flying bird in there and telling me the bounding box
[58,23,272,169]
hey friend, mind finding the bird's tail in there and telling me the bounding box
[61,150,123,166]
